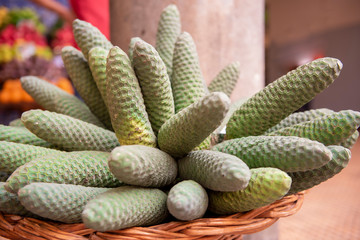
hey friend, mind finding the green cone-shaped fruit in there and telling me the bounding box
[72,19,113,60]
[287,145,351,195]
[109,145,177,187]
[266,110,360,146]
[0,124,54,148]
[20,76,104,127]
[9,118,25,127]
[18,183,109,223]
[0,182,32,216]
[208,168,291,215]
[21,110,119,152]
[106,46,156,147]
[178,150,251,192]
[264,108,334,134]
[212,136,332,172]
[226,58,342,139]
[88,47,110,106]
[61,46,112,129]
[339,130,359,149]
[5,151,123,194]
[0,141,61,174]
[128,37,142,63]
[167,180,208,221]
[132,39,175,135]
[156,4,181,78]
[208,61,240,97]
[158,92,230,157]
[172,32,207,113]
[82,186,168,231]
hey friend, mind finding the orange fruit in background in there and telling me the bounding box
[0,77,74,104]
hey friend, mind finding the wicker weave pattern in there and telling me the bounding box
[0,192,304,240]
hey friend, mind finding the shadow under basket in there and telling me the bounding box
[0,192,305,240]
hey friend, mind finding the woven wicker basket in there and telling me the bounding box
[0,191,304,240]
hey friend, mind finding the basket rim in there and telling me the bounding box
[0,191,305,240]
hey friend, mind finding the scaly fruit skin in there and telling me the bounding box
[18,183,109,223]
[264,108,334,134]
[0,141,61,174]
[208,61,241,97]
[82,186,168,231]
[20,76,104,127]
[167,180,208,221]
[212,136,332,172]
[208,168,292,215]
[178,150,251,192]
[287,145,351,195]
[61,46,112,130]
[0,182,32,216]
[72,19,113,60]
[5,151,124,194]
[0,124,54,148]
[158,92,230,157]
[226,58,342,139]
[132,39,175,135]
[339,130,359,149]
[128,37,142,63]
[172,32,207,113]
[155,4,181,78]
[109,145,177,187]
[9,118,25,127]
[266,110,360,146]
[88,47,110,106]
[21,110,120,152]
[106,46,156,147]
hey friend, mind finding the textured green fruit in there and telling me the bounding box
[18,183,109,223]
[128,37,142,62]
[158,92,230,157]
[0,124,54,148]
[266,110,360,146]
[172,32,207,113]
[208,168,291,215]
[62,46,112,130]
[212,136,332,172]
[132,39,175,135]
[109,145,177,187]
[155,4,181,78]
[20,76,104,127]
[72,19,113,60]
[0,182,31,215]
[88,47,110,106]
[264,108,334,134]
[287,145,351,195]
[9,118,25,127]
[0,141,61,174]
[82,186,168,231]
[178,150,251,192]
[106,46,156,147]
[339,130,359,149]
[167,180,208,221]
[21,110,120,152]
[226,58,342,139]
[215,98,248,135]
[208,61,240,97]
[5,151,123,194]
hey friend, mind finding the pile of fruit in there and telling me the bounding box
[0,4,359,234]
[0,7,51,64]
[0,7,73,105]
